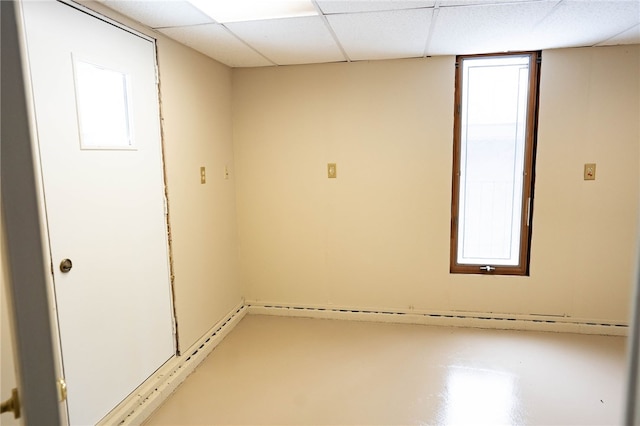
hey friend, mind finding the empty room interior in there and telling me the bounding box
[1,0,640,425]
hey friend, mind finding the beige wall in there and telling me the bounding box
[156,36,242,352]
[534,46,639,322]
[8,2,637,362]
[233,45,639,324]
[77,2,243,352]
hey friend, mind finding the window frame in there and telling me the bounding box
[450,51,541,276]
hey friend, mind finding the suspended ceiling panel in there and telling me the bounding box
[96,0,640,68]
[327,8,433,60]
[225,16,346,65]
[159,24,273,67]
[439,0,549,5]
[530,0,640,49]
[317,0,435,14]
[427,1,558,55]
[598,23,640,46]
[100,0,213,28]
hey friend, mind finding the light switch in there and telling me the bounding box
[328,163,337,179]
[200,166,206,184]
[584,163,596,180]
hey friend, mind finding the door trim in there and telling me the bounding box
[1,1,62,424]
[60,0,155,43]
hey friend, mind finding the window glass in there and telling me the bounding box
[73,59,133,149]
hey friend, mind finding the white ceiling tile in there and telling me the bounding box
[317,0,435,14]
[225,16,346,65]
[99,0,214,28]
[428,1,557,55]
[95,0,640,67]
[187,0,317,23]
[438,0,546,6]
[598,23,640,46]
[159,24,273,67]
[327,8,433,60]
[530,0,640,49]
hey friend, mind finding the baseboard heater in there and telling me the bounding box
[247,302,629,337]
[99,301,248,426]
[99,300,627,425]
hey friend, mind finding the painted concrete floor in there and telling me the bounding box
[145,315,628,425]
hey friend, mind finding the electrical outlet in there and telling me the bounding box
[200,166,206,184]
[327,163,337,179]
[584,163,596,180]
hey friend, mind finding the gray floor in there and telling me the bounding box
[146,315,627,425]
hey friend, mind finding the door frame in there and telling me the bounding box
[1,0,62,423]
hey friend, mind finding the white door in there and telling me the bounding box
[21,2,175,424]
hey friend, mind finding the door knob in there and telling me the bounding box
[0,388,20,419]
[60,259,73,273]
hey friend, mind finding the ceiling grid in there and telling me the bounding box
[99,0,640,67]
[312,0,352,62]
[422,3,441,57]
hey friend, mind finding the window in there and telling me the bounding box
[73,58,134,150]
[450,52,541,275]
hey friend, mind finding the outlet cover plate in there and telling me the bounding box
[328,163,337,179]
[584,163,596,180]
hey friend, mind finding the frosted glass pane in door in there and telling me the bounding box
[457,56,530,266]
[73,59,133,149]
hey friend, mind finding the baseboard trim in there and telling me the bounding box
[246,301,629,337]
[99,300,248,426]
[96,299,627,425]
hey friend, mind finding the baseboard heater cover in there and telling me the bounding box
[98,300,626,425]
[246,302,628,336]
[98,301,247,426]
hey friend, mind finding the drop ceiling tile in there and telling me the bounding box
[428,1,557,55]
[187,0,318,23]
[598,23,640,46]
[439,0,545,6]
[159,24,273,67]
[317,0,435,14]
[327,8,433,60]
[530,0,640,49]
[99,0,214,28]
[225,16,346,65]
